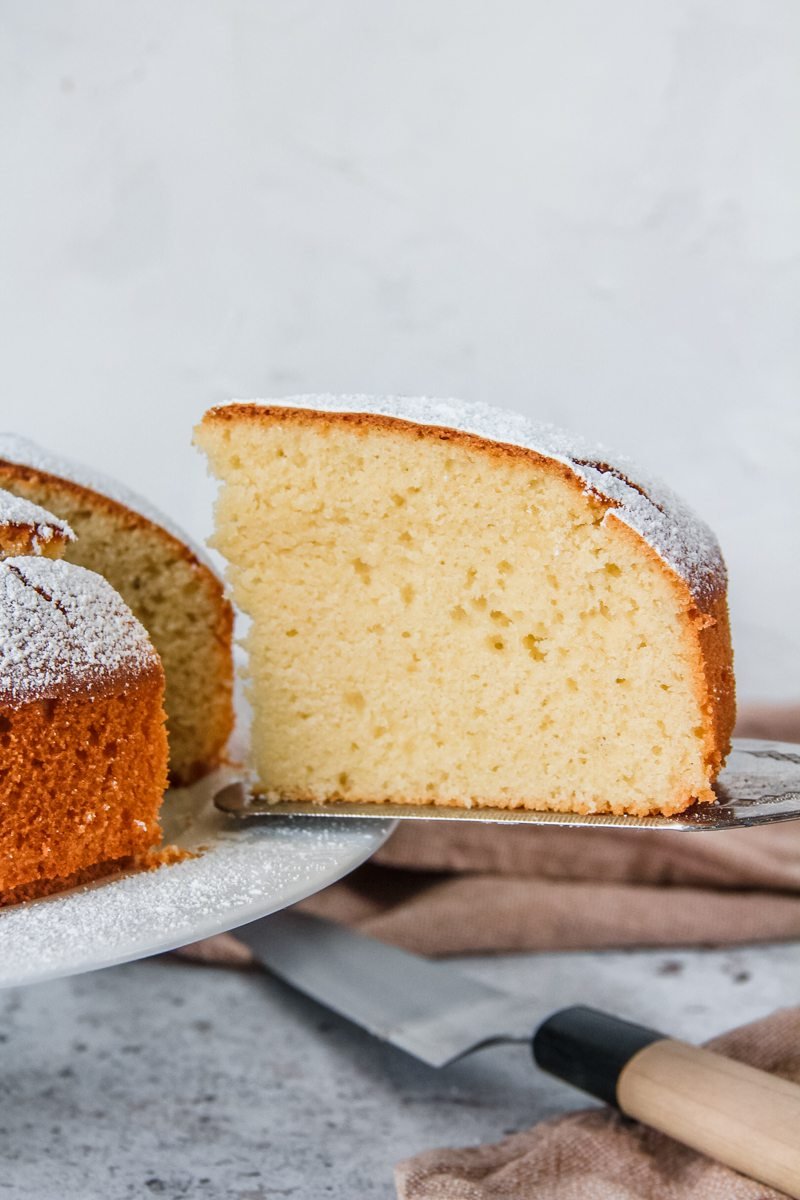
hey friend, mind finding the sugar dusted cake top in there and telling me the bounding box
[211,395,726,606]
[0,557,160,707]
[0,487,75,547]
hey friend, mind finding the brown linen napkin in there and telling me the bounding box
[180,704,800,962]
[395,1007,800,1200]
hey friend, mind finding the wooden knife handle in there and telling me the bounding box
[533,1006,800,1198]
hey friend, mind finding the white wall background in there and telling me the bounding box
[1,0,798,701]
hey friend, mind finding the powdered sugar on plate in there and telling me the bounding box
[223,395,725,605]
[0,767,392,989]
[0,557,158,706]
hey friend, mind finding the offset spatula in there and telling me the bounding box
[216,738,800,830]
[237,910,800,1198]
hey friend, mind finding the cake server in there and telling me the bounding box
[215,737,800,831]
[237,909,800,1197]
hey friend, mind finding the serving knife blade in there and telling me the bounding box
[236,910,800,1197]
[235,909,532,1067]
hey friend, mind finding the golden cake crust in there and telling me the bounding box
[200,399,736,815]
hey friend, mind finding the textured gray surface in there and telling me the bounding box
[1,939,798,1199]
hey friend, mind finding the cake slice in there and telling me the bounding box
[0,557,168,904]
[0,436,233,784]
[0,487,75,559]
[195,396,735,818]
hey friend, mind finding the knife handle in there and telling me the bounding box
[533,1006,800,1199]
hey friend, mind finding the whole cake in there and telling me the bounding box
[0,487,75,559]
[0,436,233,784]
[0,556,168,905]
[196,396,735,818]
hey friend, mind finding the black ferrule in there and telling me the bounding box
[532,1005,664,1108]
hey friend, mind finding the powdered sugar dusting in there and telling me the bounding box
[0,766,392,989]
[226,395,725,605]
[0,433,215,572]
[0,557,159,706]
[0,487,75,545]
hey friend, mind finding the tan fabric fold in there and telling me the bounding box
[394,1007,800,1200]
[734,703,800,743]
[181,864,800,962]
[309,873,800,955]
[374,820,800,889]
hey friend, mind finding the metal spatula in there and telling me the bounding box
[237,910,800,1197]
[215,737,800,831]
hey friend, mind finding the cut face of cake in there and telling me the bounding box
[0,557,168,905]
[196,396,735,818]
[0,487,75,559]
[0,436,233,784]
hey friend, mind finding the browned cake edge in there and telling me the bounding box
[0,844,192,908]
[0,524,72,559]
[0,656,169,903]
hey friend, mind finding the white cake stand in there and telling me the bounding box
[0,769,394,990]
